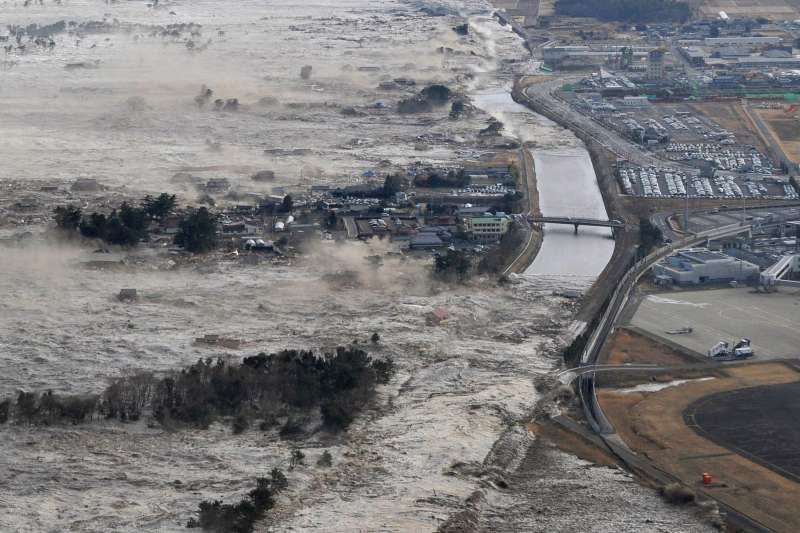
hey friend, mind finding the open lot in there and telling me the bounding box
[690,101,772,158]
[628,286,800,360]
[599,361,800,533]
[693,0,800,19]
[754,108,800,164]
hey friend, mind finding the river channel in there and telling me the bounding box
[471,89,615,286]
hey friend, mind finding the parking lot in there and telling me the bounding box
[629,286,800,360]
[618,164,796,199]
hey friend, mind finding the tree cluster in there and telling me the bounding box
[638,217,664,258]
[434,249,473,283]
[174,207,218,253]
[554,0,691,23]
[186,469,287,532]
[0,347,395,434]
[397,84,452,114]
[413,169,469,189]
[54,193,177,247]
[477,221,526,274]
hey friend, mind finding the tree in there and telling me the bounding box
[15,391,39,424]
[449,100,465,119]
[142,193,176,221]
[53,205,82,231]
[280,195,294,213]
[79,212,109,240]
[326,211,337,229]
[638,217,663,257]
[434,249,472,282]
[420,84,451,105]
[0,399,10,424]
[175,207,218,253]
[269,468,288,491]
[316,450,333,467]
[289,449,305,469]
[382,174,404,198]
[107,202,148,245]
[232,414,250,434]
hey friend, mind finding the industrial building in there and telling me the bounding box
[653,248,759,285]
[542,44,651,69]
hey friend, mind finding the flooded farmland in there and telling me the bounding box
[0,0,716,531]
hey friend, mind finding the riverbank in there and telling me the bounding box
[504,147,543,275]
[512,76,638,323]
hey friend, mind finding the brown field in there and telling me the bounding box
[603,327,699,366]
[689,101,772,157]
[693,0,800,19]
[755,108,800,164]
[599,362,800,533]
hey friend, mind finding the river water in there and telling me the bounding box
[526,148,614,282]
[469,89,614,287]
[466,14,614,288]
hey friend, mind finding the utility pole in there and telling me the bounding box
[684,177,689,234]
[742,192,747,225]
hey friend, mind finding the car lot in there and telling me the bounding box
[618,164,796,199]
[629,287,800,361]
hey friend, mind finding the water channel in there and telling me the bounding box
[471,90,615,286]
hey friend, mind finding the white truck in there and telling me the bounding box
[708,338,754,361]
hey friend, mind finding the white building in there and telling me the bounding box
[462,215,512,243]
[653,248,759,284]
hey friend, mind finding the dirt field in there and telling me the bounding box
[689,101,772,159]
[693,0,800,19]
[603,327,701,366]
[755,108,800,164]
[599,362,800,533]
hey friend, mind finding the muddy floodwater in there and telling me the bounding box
[0,0,716,532]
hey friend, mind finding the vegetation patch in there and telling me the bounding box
[186,468,288,532]
[0,347,395,433]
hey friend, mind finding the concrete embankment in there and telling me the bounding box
[504,147,543,275]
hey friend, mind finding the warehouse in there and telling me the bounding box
[653,247,759,284]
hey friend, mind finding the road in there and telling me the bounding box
[521,79,679,168]
[503,147,543,275]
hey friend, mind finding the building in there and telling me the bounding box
[704,36,781,47]
[462,215,511,243]
[647,49,665,81]
[653,248,759,284]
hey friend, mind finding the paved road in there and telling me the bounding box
[522,79,680,168]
